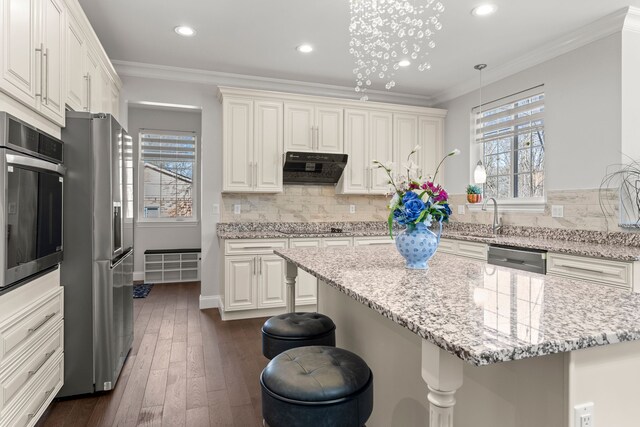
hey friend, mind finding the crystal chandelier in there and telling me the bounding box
[349,0,445,101]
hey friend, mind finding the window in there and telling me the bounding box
[124,134,134,220]
[139,130,198,220]
[474,88,545,200]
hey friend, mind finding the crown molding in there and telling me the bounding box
[432,6,636,105]
[113,60,435,107]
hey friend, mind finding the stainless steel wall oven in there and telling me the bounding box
[0,112,64,289]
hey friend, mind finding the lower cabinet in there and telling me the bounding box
[353,236,395,246]
[289,239,321,305]
[438,238,488,260]
[0,269,63,427]
[547,252,640,291]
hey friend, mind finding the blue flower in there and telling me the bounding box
[402,191,419,203]
[404,198,426,222]
[393,208,409,225]
[443,203,452,216]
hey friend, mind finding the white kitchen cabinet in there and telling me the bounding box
[547,252,640,291]
[339,109,392,195]
[258,255,287,308]
[289,239,321,305]
[322,237,353,248]
[284,103,343,153]
[223,239,288,314]
[393,113,444,183]
[438,238,487,260]
[0,0,65,126]
[354,237,395,246]
[222,96,283,193]
[85,48,102,113]
[65,13,85,111]
[0,270,63,427]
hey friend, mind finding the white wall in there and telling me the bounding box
[127,106,202,276]
[437,33,623,194]
[120,76,222,300]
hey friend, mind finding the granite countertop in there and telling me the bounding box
[217,222,640,261]
[275,246,640,366]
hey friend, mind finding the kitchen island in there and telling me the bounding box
[274,246,640,427]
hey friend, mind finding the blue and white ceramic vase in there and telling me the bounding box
[395,221,443,270]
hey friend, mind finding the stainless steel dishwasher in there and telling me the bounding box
[487,244,547,274]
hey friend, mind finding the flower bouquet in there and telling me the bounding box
[373,146,460,269]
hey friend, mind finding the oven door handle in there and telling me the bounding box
[6,153,65,176]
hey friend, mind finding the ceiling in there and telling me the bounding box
[79,0,640,99]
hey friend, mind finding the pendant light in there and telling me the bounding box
[473,64,487,184]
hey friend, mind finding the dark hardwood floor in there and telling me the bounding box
[36,282,269,427]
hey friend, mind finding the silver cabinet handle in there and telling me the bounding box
[28,313,56,334]
[240,246,275,250]
[28,350,56,378]
[254,163,258,187]
[28,386,55,419]
[88,74,92,111]
[84,73,90,111]
[259,257,262,275]
[560,264,605,274]
[35,44,44,98]
[43,48,49,104]
[314,126,320,150]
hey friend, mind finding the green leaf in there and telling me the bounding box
[388,211,394,239]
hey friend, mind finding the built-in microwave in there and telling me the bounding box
[0,113,65,289]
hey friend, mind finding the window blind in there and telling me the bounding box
[140,131,197,163]
[474,87,545,145]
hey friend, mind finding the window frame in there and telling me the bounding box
[469,86,546,212]
[136,130,199,224]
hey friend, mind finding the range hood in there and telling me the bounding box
[283,151,348,185]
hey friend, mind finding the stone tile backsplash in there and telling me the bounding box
[221,186,624,233]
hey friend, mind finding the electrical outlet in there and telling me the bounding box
[233,204,241,215]
[458,205,465,215]
[551,205,564,218]
[574,403,594,427]
[349,205,356,214]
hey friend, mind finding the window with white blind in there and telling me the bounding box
[139,130,198,221]
[474,87,545,201]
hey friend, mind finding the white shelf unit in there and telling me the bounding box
[144,251,201,284]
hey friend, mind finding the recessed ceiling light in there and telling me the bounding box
[296,44,314,53]
[471,4,497,16]
[398,59,411,67]
[174,26,196,37]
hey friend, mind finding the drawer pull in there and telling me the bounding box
[27,386,55,419]
[560,264,605,274]
[28,350,56,378]
[241,246,274,250]
[28,313,56,334]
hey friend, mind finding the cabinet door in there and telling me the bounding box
[393,113,420,173]
[222,98,254,192]
[419,116,444,182]
[85,49,101,112]
[224,256,257,311]
[340,109,368,194]
[316,106,343,153]
[284,103,314,152]
[289,239,320,305]
[369,111,393,194]
[66,14,85,111]
[254,100,283,192]
[39,0,65,125]
[0,0,38,106]
[258,255,286,308]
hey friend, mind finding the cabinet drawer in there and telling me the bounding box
[289,239,321,249]
[225,239,288,255]
[322,237,353,248]
[1,352,63,427]
[353,237,395,246]
[437,238,456,254]
[0,289,63,364]
[0,320,62,413]
[457,241,487,260]
[547,253,632,289]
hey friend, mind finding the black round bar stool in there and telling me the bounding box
[260,346,374,427]
[261,312,336,360]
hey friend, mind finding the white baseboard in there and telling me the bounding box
[134,271,144,282]
[199,294,221,310]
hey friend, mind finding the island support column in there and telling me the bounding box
[285,261,298,312]
[421,340,464,427]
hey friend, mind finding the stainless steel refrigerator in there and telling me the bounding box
[59,112,134,397]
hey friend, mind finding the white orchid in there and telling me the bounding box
[448,148,461,157]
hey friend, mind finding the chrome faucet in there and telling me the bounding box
[482,197,503,235]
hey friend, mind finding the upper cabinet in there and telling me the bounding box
[0,0,66,125]
[0,0,121,128]
[338,109,393,195]
[284,103,343,153]
[221,92,284,193]
[219,87,446,194]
